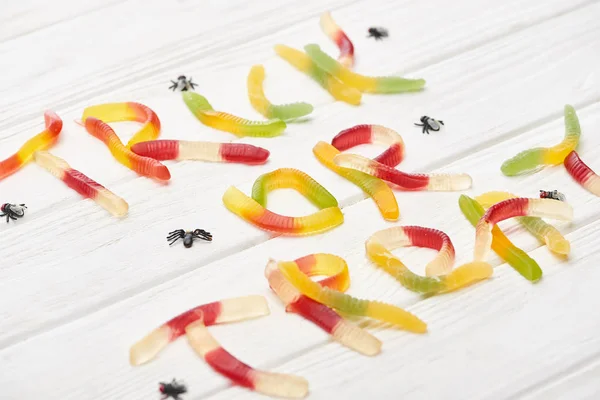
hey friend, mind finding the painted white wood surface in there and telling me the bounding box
[1,0,600,399]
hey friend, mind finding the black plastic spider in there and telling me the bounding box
[367,27,388,40]
[169,75,197,92]
[540,190,566,202]
[167,228,212,248]
[1,203,27,223]
[414,116,444,134]
[159,379,187,400]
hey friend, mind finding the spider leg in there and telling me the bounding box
[414,123,424,127]
[168,237,182,246]
[167,229,185,236]
[439,120,444,125]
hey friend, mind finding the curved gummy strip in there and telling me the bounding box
[265,257,381,356]
[334,153,472,191]
[183,92,286,138]
[0,111,63,181]
[247,65,313,121]
[81,102,160,148]
[34,151,128,217]
[313,142,398,221]
[130,140,269,165]
[366,226,492,294]
[459,195,542,282]
[565,150,600,197]
[274,44,362,105]
[474,198,573,262]
[304,44,426,93]
[278,255,427,333]
[319,11,354,68]
[251,168,338,209]
[501,105,581,176]
[370,226,456,277]
[84,118,171,181]
[475,191,570,255]
[186,320,308,399]
[129,295,269,366]
[332,124,405,167]
[223,186,343,235]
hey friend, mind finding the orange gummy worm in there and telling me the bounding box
[81,102,160,148]
[0,111,63,181]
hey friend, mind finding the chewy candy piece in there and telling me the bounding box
[81,102,160,148]
[247,65,313,121]
[366,226,492,294]
[476,191,570,256]
[565,150,600,197]
[304,44,426,93]
[474,198,573,262]
[501,105,581,176]
[278,254,427,333]
[332,124,405,167]
[265,256,382,356]
[334,153,472,191]
[186,320,309,399]
[129,295,269,366]
[183,92,286,138]
[319,11,354,68]
[33,151,128,217]
[251,168,338,208]
[274,44,362,105]
[313,142,398,221]
[0,111,63,181]
[130,140,269,165]
[459,195,542,282]
[83,117,171,181]
[222,187,343,236]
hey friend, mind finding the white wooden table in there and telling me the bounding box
[1,0,600,398]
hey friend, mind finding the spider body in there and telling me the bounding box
[1,203,27,223]
[540,190,566,202]
[167,228,212,247]
[169,75,197,92]
[367,27,388,40]
[414,116,444,134]
[159,379,187,400]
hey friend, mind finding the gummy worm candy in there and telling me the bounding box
[331,124,405,167]
[274,44,362,105]
[0,111,62,181]
[251,168,338,208]
[130,140,269,165]
[334,153,472,191]
[81,102,160,149]
[459,195,542,281]
[33,151,128,217]
[313,141,399,221]
[223,169,343,235]
[129,295,269,366]
[277,254,427,333]
[186,319,309,399]
[475,191,570,256]
[319,11,354,68]
[183,92,286,138]
[564,150,600,197]
[304,44,426,93]
[474,198,573,262]
[247,65,313,121]
[83,117,171,181]
[501,105,581,176]
[366,226,493,294]
[265,256,382,356]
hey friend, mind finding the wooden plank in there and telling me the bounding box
[0,1,598,349]
[1,100,599,399]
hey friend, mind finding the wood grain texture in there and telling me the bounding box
[1,0,600,399]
